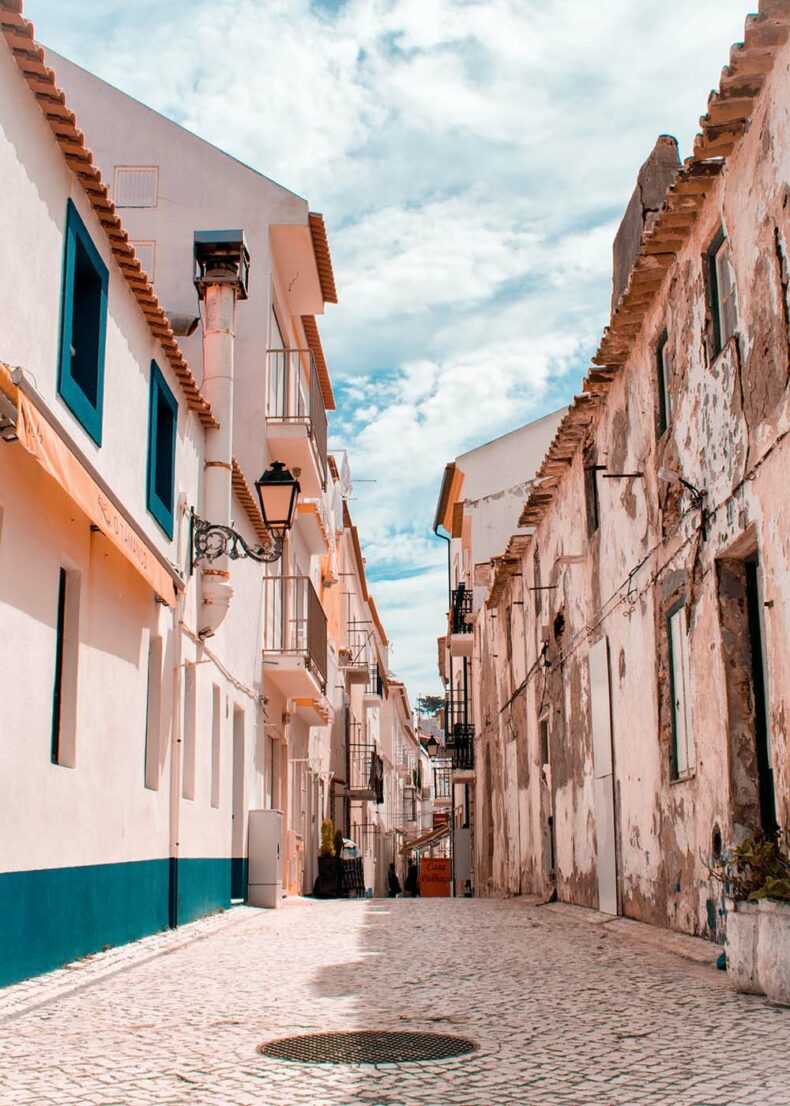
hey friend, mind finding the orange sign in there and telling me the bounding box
[419,857,451,897]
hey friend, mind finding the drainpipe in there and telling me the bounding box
[193,231,250,638]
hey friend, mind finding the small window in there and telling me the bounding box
[539,715,550,768]
[584,464,600,537]
[146,361,178,538]
[58,200,108,445]
[656,330,672,435]
[144,635,163,791]
[51,567,80,768]
[534,545,542,615]
[130,241,156,281]
[114,166,158,208]
[668,603,695,779]
[707,228,738,357]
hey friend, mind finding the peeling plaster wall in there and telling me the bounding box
[473,35,790,936]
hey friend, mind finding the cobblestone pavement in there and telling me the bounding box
[0,897,788,1106]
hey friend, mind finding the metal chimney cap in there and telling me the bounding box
[193,230,250,300]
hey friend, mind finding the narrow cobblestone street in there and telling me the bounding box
[0,898,787,1106]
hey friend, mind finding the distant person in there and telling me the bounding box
[404,860,419,897]
[387,862,401,897]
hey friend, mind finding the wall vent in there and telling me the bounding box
[130,241,156,280]
[114,166,159,208]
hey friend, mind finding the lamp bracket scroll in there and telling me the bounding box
[191,513,284,568]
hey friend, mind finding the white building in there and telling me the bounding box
[0,5,341,985]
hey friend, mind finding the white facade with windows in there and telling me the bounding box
[0,8,348,986]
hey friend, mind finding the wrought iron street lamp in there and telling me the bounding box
[192,461,300,567]
[423,735,441,759]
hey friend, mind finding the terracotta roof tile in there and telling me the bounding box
[308,212,338,305]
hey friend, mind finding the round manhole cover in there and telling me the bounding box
[259,1030,479,1065]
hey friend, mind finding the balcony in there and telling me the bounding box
[433,758,453,803]
[449,583,473,657]
[266,349,327,496]
[262,575,327,697]
[447,726,475,772]
[342,622,373,684]
[347,733,384,803]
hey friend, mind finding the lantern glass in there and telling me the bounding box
[255,462,300,531]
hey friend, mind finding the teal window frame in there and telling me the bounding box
[146,360,178,538]
[57,199,109,445]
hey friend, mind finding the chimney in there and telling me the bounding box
[611,135,681,310]
[193,230,250,638]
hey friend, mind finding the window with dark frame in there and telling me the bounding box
[51,568,68,765]
[656,330,672,435]
[51,567,80,768]
[57,200,109,445]
[146,361,178,538]
[667,601,695,780]
[584,463,600,537]
[707,227,738,358]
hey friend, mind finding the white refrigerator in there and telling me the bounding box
[248,809,283,909]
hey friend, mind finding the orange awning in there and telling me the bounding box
[15,388,177,607]
[399,823,450,855]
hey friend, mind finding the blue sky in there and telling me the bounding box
[26,0,751,700]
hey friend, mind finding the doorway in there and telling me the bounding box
[717,551,778,838]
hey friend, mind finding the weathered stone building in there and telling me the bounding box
[453,0,790,938]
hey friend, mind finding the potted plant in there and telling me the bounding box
[315,819,339,898]
[712,831,790,1002]
[752,832,790,1006]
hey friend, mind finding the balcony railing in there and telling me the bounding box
[266,348,328,481]
[451,583,473,634]
[262,575,327,686]
[433,758,453,801]
[347,741,385,803]
[367,662,383,698]
[447,726,475,771]
[444,693,470,738]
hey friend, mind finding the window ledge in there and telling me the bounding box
[670,770,696,786]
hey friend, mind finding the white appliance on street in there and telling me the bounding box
[247,809,283,909]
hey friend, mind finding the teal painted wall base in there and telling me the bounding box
[177,857,232,924]
[230,857,247,901]
[0,857,233,988]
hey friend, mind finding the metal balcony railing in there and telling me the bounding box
[347,743,376,796]
[262,575,327,686]
[433,758,453,801]
[266,348,328,482]
[451,583,473,634]
[444,693,470,739]
[367,662,383,698]
[447,726,475,771]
